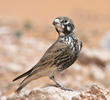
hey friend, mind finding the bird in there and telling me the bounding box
[13,16,83,93]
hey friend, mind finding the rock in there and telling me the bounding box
[78,48,110,68]
[101,30,110,50]
[0,26,11,35]
[1,85,110,100]
[89,66,105,80]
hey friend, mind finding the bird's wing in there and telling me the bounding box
[13,40,67,81]
[30,40,68,73]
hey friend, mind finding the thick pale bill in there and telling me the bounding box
[54,18,60,24]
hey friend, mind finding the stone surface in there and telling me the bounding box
[1,85,110,100]
[101,30,110,50]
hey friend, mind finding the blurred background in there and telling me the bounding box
[0,0,110,97]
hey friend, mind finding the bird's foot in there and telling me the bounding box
[56,83,73,91]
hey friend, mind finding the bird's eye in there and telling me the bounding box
[64,20,67,23]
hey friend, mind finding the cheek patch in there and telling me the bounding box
[67,26,71,31]
[62,25,65,28]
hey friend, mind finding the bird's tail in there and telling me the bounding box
[16,73,41,93]
[13,68,33,81]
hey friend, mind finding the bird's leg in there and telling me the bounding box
[49,76,73,91]
[50,76,63,87]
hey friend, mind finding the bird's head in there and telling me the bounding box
[53,16,75,36]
